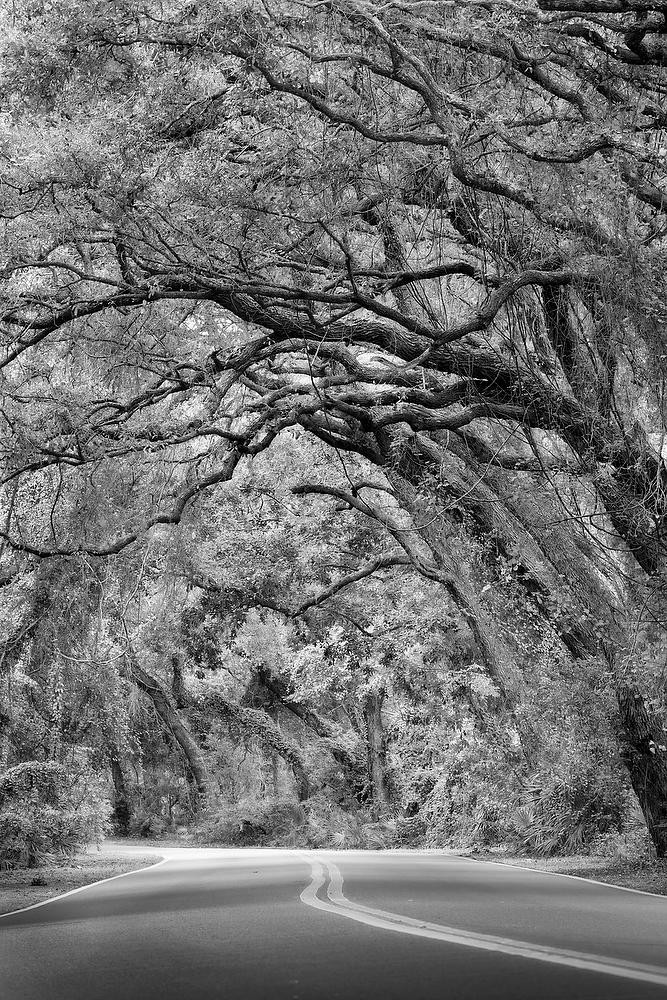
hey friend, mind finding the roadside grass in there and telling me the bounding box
[0,850,163,915]
[471,853,667,896]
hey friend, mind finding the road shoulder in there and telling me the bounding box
[472,854,667,896]
[0,849,163,915]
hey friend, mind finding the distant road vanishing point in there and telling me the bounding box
[2,848,667,999]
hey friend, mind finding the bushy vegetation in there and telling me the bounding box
[0,762,109,868]
[195,798,307,846]
[194,796,408,851]
[511,768,629,857]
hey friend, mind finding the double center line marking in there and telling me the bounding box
[299,854,667,988]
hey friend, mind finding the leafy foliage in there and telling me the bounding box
[0,760,109,868]
[512,765,629,857]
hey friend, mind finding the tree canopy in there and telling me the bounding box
[0,0,666,858]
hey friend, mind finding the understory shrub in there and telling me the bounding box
[419,747,520,849]
[511,763,629,856]
[0,760,110,868]
[195,797,307,845]
[194,794,400,849]
[302,795,398,849]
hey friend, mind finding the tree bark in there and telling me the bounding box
[171,652,187,709]
[363,685,392,816]
[383,466,540,764]
[108,752,131,834]
[207,689,311,801]
[617,684,667,858]
[248,664,368,799]
[387,428,667,851]
[129,658,210,806]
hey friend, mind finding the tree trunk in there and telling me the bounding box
[171,652,187,708]
[617,685,667,858]
[387,429,667,852]
[363,685,392,816]
[129,659,210,807]
[0,699,11,772]
[384,467,540,765]
[108,752,131,834]
[208,690,311,801]
[250,664,368,800]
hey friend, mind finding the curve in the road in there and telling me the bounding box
[300,853,667,990]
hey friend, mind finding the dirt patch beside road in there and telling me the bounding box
[0,850,163,915]
[474,853,667,896]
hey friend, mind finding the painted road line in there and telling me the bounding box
[0,856,169,921]
[298,855,667,989]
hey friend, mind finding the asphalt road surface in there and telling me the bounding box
[2,847,667,999]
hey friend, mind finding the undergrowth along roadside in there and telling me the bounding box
[0,850,162,916]
[472,854,667,897]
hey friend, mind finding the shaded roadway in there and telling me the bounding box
[2,847,667,999]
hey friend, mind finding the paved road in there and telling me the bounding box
[2,848,667,999]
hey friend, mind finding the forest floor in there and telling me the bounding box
[0,848,163,915]
[473,853,667,896]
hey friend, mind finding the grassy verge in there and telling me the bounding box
[473,853,667,895]
[0,850,163,916]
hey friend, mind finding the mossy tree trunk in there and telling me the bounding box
[617,685,667,858]
[129,658,210,808]
[108,752,131,834]
[363,685,392,817]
